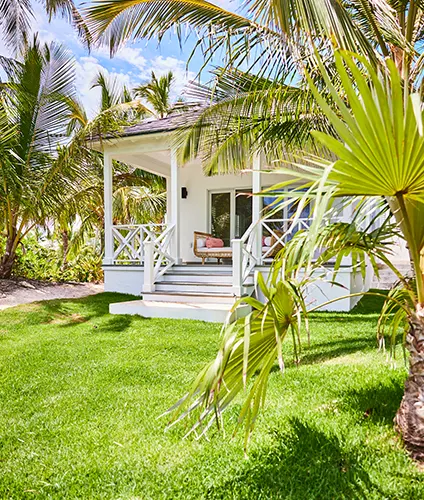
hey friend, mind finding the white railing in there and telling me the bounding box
[112,223,170,264]
[232,217,313,296]
[112,223,176,292]
[143,224,176,292]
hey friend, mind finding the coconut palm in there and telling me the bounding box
[134,71,176,119]
[57,71,166,260]
[0,37,91,279]
[84,0,424,171]
[83,0,424,456]
[0,0,90,55]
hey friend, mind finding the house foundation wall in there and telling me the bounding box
[103,266,144,296]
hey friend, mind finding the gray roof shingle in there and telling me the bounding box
[119,107,204,137]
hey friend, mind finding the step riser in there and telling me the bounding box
[142,293,236,304]
[109,301,251,323]
[171,266,233,274]
[155,284,254,294]
[159,274,233,284]
[156,284,233,294]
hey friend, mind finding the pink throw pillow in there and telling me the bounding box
[206,237,224,248]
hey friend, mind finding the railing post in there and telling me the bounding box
[143,241,155,293]
[232,239,243,297]
[139,226,145,264]
[252,151,263,263]
[103,152,114,265]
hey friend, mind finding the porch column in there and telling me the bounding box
[170,147,180,263]
[103,152,114,265]
[252,151,263,261]
[165,176,171,224]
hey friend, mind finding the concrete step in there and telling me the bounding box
[142,291,237,304]
[109,299,251,323]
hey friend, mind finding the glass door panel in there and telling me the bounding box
[211,192,231,246]
[235,190,252,238]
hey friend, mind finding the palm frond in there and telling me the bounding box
[165,275,306,448]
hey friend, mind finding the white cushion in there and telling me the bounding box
[197,238,206,248]
[199,247,232,254]
[264,236,272,246]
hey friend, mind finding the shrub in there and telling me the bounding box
[1,235,103,283]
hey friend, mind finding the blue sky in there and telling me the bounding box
[0,1,238,117]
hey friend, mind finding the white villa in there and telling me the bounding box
[94,112,406,322]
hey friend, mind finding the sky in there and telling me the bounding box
[0,0,239,117]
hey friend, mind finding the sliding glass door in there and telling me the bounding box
[209,189,252,244]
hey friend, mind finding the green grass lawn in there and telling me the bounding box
[0,292,423,499]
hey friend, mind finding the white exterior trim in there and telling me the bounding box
[103,152,113,265]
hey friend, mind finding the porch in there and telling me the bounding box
[98,116,371,321]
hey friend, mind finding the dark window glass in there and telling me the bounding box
[211,192,231,246]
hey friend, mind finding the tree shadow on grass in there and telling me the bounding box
[270,337,377,373]
[299,337,376,366]
[207,418,382,499]
[27,292,142,331]
[341,379,405,425]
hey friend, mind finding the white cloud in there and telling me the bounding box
[93,45,147,70]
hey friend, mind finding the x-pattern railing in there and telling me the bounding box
[233,217,314,295]
[112,223,173,264]
[261,218,312,261]
[112,225,144,263]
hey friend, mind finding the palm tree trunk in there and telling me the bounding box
[0,228,18,279]
[61,229,69,269]
[395,311,424,460]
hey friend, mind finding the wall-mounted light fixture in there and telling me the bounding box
[181,187,188,199]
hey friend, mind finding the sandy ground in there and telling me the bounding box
[0,278,104,311]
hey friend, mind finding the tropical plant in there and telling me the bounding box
[0,37,90,279]
[84,0,424,172]
[56,70,166,261]
[166,52,424,459]
[0,0,90,55]
[134,71,180,118]
[83,0,424,458]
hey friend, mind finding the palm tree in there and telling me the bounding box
[0,36,89,279]
[134,71,176,118]
[0,0,90,55]
[84,0,424,171]
[57,71,166,261]
[83,0,424,457]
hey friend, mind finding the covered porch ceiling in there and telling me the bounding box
[112,150,171,178]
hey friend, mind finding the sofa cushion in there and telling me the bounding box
[196,237,206,248]
[197,247,232,254]
[206,237,224,248]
